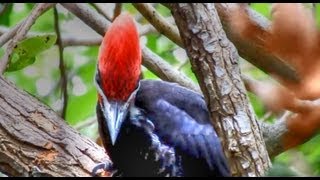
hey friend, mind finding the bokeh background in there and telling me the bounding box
[0,3,319,176]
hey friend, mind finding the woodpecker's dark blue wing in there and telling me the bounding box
[136,80,210,124]
[135,80,231,177]
[153,99,230,176]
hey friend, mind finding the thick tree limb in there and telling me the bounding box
[0,76,110,176]
[0,3,56,74]
[170,3,271,176]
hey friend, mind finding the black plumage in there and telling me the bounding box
[96,79,230,177]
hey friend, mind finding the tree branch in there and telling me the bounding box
[0,76,110,176]
[90,3,113,22]
[0,20,24,48]
[0,4,9,18]
[60,3,109,36]
[113,3,122,20]
[0,3,56,74]
[61,37,101,47]
[0,26,101,47]
[53,6,68,119]
[170,3,271,176]
[132,3,183,47]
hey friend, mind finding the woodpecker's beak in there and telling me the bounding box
[101,100,129,145]
[95,72,140,145]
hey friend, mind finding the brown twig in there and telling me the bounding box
[90,3,113,22]
[113,3,122,20]
[0,3,55,74]
[60,3,109,36]
[0,21,24,47]
[132,3,183,47]
[61,36,101,47]
[54,6,68,119]
[0,26,101,47]
[0,3,9,17]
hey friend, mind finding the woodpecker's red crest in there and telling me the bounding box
[98,13,141,102]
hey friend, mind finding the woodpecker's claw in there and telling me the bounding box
[91,162,115,177]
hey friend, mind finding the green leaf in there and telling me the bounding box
[6,34,57,72]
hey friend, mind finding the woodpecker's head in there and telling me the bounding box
[95,13,141,145]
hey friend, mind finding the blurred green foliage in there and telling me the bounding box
[0,3,319,176]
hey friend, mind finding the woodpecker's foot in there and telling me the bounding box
[91,162,116,177]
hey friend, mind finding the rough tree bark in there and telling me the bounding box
[0,76,110,177]
[170,3,271,176]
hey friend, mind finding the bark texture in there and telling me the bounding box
[0,76,110,177]
[170,3,271,176]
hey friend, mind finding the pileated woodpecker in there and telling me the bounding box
[93,13,230,177]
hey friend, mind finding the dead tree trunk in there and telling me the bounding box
[0,76,110,177]
[169,3,271,176]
